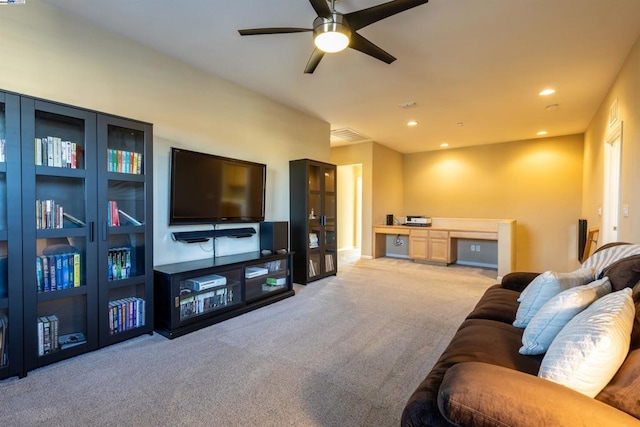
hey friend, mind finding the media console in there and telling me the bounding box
[154,251,294,338]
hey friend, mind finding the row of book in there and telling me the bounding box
[36,199,65,229]
[180,286,235,318]
[325,254,335,272]
[108,149,143,174]
[37,315,86,356]
[35,136,82,169]
[0,138,6,162]
[0,315,7,367]
[308,259,318,277]
[37,315,59,355]
[108,247,132,281]
[108,201,142,227]
[36,252,81,292]
[108,297,145,335]
[264,260,283,273]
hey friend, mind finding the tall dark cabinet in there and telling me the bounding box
[0,91,23,379]
[289,159,337,284]
[16,94,152,376]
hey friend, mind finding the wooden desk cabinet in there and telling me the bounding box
[409,229,453,263]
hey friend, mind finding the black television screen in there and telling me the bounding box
[169,147,266,225]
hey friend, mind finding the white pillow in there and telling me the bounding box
[519,277,611,355]
[513,268,594,328]
[538,288,635,398]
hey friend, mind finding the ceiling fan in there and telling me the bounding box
[238,0,429,74]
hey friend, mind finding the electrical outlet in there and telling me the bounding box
[476,244,481,252]
[623,204,629,217]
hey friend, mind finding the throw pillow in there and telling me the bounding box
[519,277,611,355]
[513,268,594,328]
[538,288,635,398]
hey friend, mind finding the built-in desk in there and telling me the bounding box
[373,218,516,279]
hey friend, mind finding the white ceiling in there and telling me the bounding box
[40,0,640,153]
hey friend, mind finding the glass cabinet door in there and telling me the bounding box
[178,268,242,322]
[322,166,337,275]
[21,98,98,370]
[97,115,153,346]
[245,257,290,302]
[0,91,22,378]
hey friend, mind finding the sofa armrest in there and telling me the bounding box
[500,272,540,292]
[439,362,640,427]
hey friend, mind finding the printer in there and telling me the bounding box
[406,216,432,226]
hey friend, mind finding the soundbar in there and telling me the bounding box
[172,227,256,243]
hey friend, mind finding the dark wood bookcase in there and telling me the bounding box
[154,251,294,339]
[1,91,154,377]
[289,159,337,284]
[0,90,23,379]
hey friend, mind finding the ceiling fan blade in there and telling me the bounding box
[345,0,428,31]
[238,28,312,36]
[349,32,396,64]
[304,48,325,74]
[309,0,332,19]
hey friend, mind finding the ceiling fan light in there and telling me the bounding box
[315,31,349,53]
[313,15,351,53]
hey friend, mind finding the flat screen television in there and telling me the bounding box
[169,147,266,225]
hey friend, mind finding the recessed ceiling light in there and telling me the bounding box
[407,121,418,127]
[539,88,556,96]
[537,130,548,136]
[440,143,449,148]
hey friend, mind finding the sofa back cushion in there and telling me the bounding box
[595,281,640,418]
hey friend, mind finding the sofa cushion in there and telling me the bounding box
[595,281,640,418]
[539,288,635,398]
[582,243,640,278]
[602,254,640,291]
[439,362,640,427]
[465,284,520,324]
[520,277,611,355]
[401,318,542,426]
[513,268,595,328]
[596,348,640,419]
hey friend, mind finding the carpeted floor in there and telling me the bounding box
[0,257,497,426]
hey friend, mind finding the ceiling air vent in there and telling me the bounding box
[330,127,372,145]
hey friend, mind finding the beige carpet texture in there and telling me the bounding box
[0,256,497,426]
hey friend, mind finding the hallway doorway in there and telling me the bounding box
[337,164,362,261]
[602,121,623,244]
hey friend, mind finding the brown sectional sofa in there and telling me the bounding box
[402,243,640,426]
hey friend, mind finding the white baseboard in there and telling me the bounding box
[386,254,410,259]
[455,260,498,269]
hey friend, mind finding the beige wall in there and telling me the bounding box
[331,142,403,257]
[372,143,404,228]
[0,0,330,266]
[403,135,584,272]
[583,35,640,242]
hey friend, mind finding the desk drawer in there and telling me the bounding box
[409,229,429,238]
[429,230,449,239]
